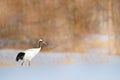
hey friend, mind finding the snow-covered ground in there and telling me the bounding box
[1,64,120,80]
[0,49,120,80]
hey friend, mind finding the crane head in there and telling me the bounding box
[39,39,43,42]
[38,39,48,46]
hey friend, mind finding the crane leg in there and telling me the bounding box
[29,61,31,66]
[21,61,24,66]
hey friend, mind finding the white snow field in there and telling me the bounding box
[0,49,120,80]
[1,64,120,80]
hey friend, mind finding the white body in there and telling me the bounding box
[23,47,41,61]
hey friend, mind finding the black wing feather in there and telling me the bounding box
[16,52,25,62]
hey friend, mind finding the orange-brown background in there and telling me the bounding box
[0,0,120,55]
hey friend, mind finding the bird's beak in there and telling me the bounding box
[43,41,48,46]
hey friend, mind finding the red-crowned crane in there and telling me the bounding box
[16,39,47,66]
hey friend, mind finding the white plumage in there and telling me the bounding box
[16,39,47,66]
[24,48,41,61]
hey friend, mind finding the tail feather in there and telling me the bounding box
[16,52,25,62]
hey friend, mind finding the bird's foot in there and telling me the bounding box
[29,61,31,66]
[21,61,24,66]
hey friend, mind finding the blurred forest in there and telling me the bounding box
[0,0,120,55]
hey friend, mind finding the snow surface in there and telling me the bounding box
[1,64,120,80]
[0,49,120,80]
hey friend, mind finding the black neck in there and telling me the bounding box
[38,41,42,48]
